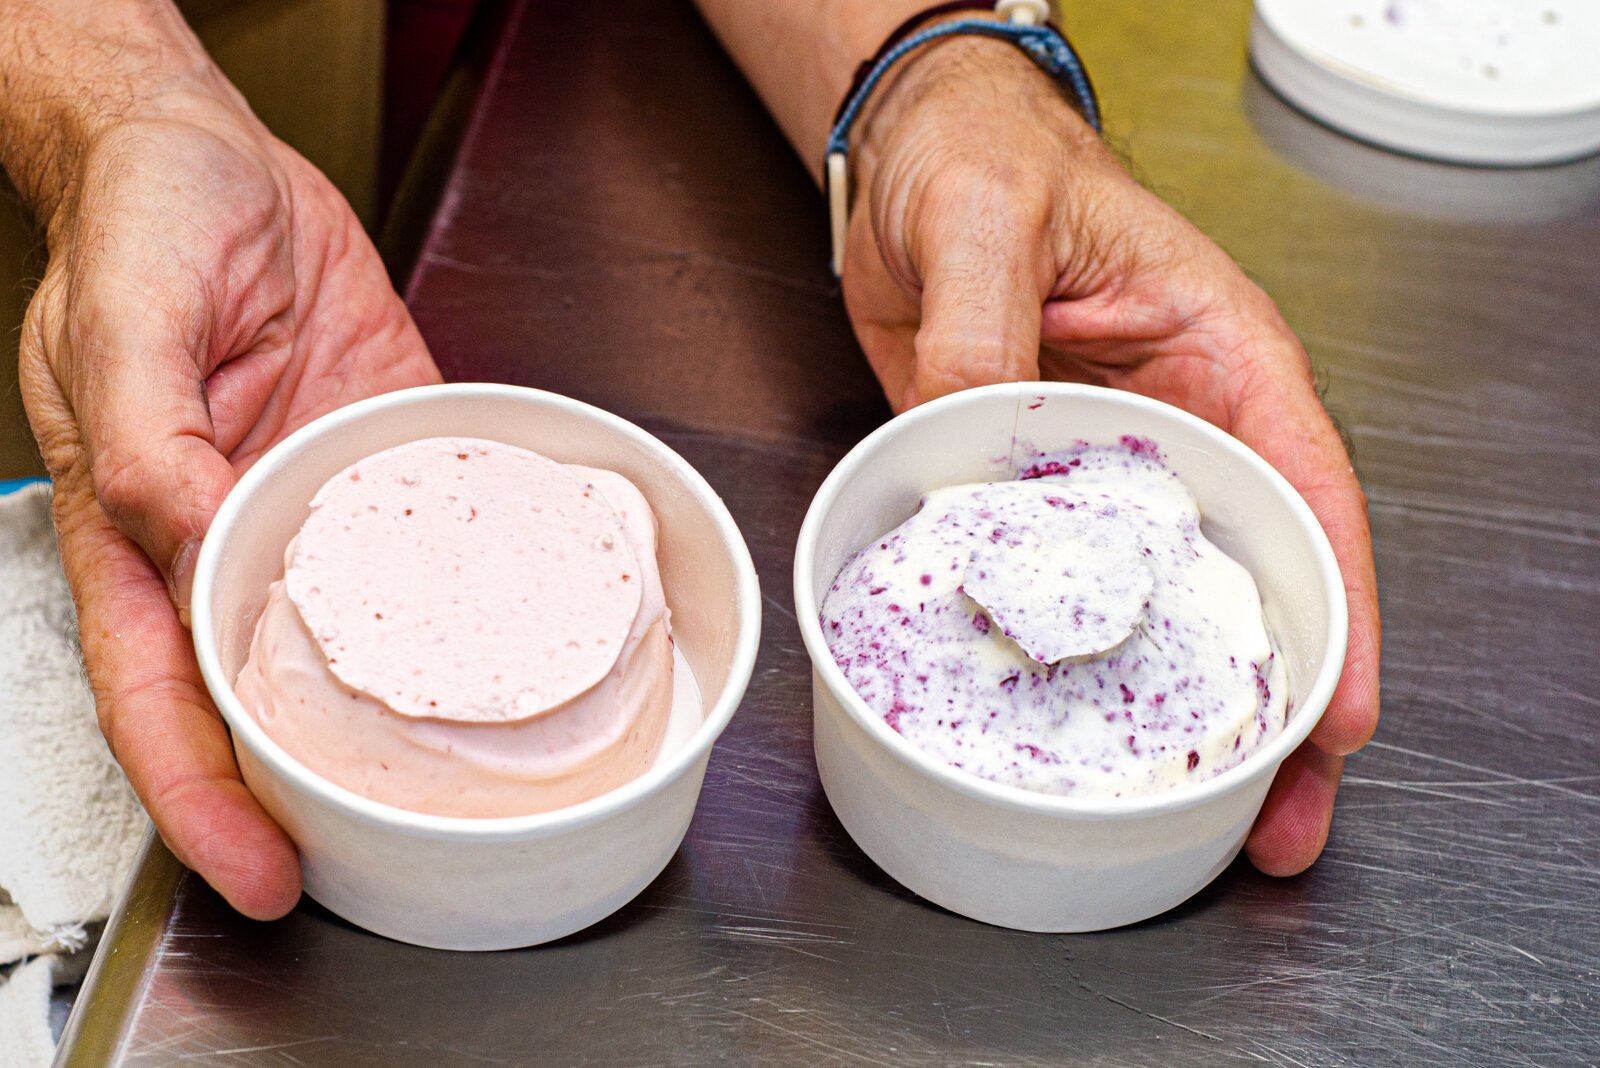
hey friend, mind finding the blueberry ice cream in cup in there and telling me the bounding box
[794,383,1347,932]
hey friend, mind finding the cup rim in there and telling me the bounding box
[192,383,762,842]
[793,382,1349,822]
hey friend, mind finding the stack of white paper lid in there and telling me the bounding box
[1250,0,1600,166]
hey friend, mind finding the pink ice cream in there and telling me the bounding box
[233,437,675,818]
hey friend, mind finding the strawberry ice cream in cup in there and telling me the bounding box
[192,384,760,950]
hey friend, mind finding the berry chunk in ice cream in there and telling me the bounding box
[234,437,685,817]
[819,439,1288,799]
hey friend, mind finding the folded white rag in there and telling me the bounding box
[0,482,148,1066]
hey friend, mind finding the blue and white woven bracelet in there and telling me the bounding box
[825,0,1101,277]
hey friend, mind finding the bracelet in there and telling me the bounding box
[825,0,1101,278]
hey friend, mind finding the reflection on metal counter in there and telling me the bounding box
[1243,71,1600,223]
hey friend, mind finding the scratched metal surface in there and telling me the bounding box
[59,0,1600,1064]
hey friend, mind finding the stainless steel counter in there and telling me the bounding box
[57,0,1600,1063]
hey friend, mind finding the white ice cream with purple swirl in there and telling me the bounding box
[820,438,1288,799]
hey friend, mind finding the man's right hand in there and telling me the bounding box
[3,0,441,918]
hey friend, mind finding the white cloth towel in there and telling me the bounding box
[0,483,148,1065]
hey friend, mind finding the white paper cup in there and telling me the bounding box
[192,384,761,950]
[794,383,1348,932]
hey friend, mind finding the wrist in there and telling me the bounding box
[0,0,242,231]
[807,1,986,176]
[853,27,1098,187]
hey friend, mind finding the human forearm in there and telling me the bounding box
[691,0,953,183]
[0,0,232,228]
[8,0,437,922]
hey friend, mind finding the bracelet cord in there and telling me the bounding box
[832,1,1020,126]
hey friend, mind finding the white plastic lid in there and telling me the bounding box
[1250,0,1600,166]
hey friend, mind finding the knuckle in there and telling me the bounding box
[87,435,229,563]
[1347,477,1371,515]
[911,332,1029,404]
[913,144,1053,229]
[911,359,971,402]
[1321,711,1378,757]
[47,470,104,547]
[915,328,1011,375]
[18,283,54,365]
[17,275,87,482]
[102,673,215,786]
[933,161,1052,233]
[90,441,161,525]
[17,270,65,381]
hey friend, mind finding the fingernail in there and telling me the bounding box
[171,538,201,627]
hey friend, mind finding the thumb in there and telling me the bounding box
[903,201,1054,410]
[64,278,238,618]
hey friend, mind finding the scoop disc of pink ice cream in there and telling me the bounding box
[286,437,643,722]
[234,438,678,818]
